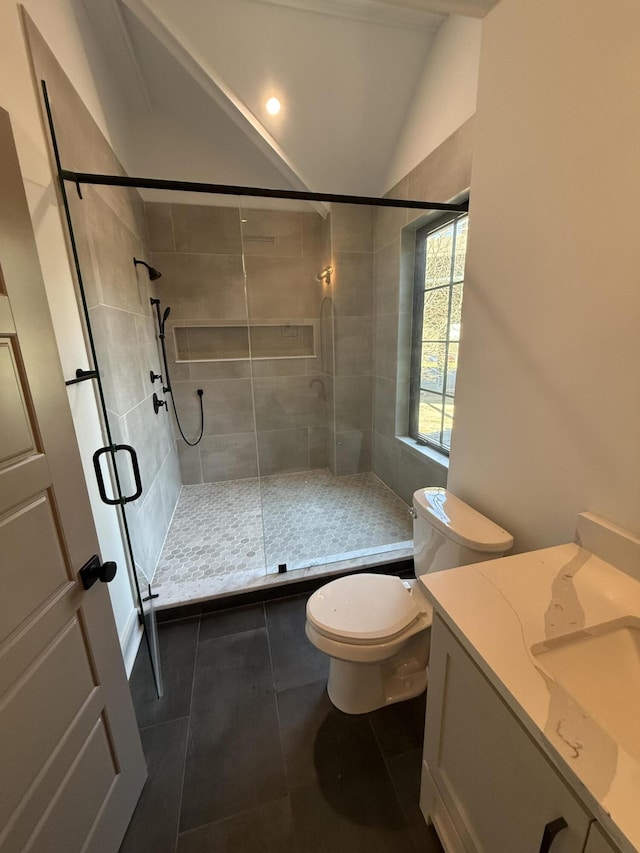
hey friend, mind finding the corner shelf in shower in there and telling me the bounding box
[173,323,316,361]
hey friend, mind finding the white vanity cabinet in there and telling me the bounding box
[420,615,593,853]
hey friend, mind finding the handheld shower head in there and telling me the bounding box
[160,306,171,335]
[134,257,162,281]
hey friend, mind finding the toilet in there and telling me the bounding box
[305,488,513,714]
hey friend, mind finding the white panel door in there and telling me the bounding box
[0,106,145,853]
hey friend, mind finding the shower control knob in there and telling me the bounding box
[149,371,162,384]
[153,392,167,414]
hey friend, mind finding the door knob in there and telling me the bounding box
[79,554,118,590]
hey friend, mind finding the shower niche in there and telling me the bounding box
[173,322,316,361]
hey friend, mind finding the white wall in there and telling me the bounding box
[0,0,139,668]
[448,0,640,552]
[385,14,482,191]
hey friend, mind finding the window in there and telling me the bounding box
[409,210,468,454]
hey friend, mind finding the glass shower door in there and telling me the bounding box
[242,197,338,574]
[246,198,415,577]
[146,193,268,594]
[61,180,173,698]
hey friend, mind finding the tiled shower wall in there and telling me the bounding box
[327,204,375,475]
[146,201,379,484]
[147,202,331,483]
[371,117,476,503]
[27,24,181,583]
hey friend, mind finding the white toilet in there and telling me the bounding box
[305,488,513,714]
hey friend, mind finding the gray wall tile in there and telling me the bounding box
[374,376,397,438]
[335,430,372,475]
[67,189,101,308]
[200,433,259,481]
[152,253,247,321]
[145,203,175,252]
[123,396,172,494]
[374,312,399,381]
[396,445,447,505]
[171,204,242,254]
[89,190,147,315]
[89,305,146,417]
[332,253,373,317]
[241,209,302,257]
[309,427,329,469]
[253,375,327,431]
[334,376,372,432]
[189,360,252,380]
[334,316,373,377]
[374,240,401,316]
[257,429,308,476]
[331,204,374,253]
[301,212,325,257]
[372,431,400,495]
[177,439,202,485]
[252,358,308,377]
[374,204,408,252]
[172,379,255,437]
[245,256,323,319]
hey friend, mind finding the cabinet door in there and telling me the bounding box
[423,615,591,853]
[584,824,621,853]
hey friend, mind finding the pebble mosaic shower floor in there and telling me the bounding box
[154,469,413,592]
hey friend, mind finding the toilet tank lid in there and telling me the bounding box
[306,574,420,642]
[412,488,513,553]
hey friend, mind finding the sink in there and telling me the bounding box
[531,619,640,761]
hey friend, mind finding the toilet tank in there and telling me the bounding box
[413,488,513,577]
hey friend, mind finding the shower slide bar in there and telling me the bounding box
[59,169,469,213]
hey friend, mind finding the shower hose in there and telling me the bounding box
[151,298,204,446]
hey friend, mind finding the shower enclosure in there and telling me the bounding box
[55,170,460,612]
[147,195,425,604]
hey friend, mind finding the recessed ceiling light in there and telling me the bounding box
[266,97,281,116]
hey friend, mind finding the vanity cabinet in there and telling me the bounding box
[421,615,593,853]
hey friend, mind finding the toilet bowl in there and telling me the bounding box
[306,488,513,714]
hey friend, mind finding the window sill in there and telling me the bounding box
[396,436,449,473]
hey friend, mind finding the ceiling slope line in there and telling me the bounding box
[254,0,445,31]
[119,0,329,216]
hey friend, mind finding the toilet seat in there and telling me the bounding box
[306,573,422,645]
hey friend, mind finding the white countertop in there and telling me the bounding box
[419,514,640,853]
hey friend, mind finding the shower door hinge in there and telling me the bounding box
[278,563,287,574]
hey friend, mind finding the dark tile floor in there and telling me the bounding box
[120,593,444,853]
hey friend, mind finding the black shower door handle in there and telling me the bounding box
[93,444,143,505]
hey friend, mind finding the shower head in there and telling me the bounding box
[134,257,162,281]
[315,265,334,285]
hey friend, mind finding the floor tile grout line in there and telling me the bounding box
[138,715,190,733]
[264,600,300,853]
[367,711,416,844]
[173,614,201,853]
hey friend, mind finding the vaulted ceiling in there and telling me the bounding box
[79,0,498,197]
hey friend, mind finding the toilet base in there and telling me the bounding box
[325,631,430,714]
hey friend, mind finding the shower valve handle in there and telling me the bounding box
[149,371,162,384]
[153,392,167,414]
